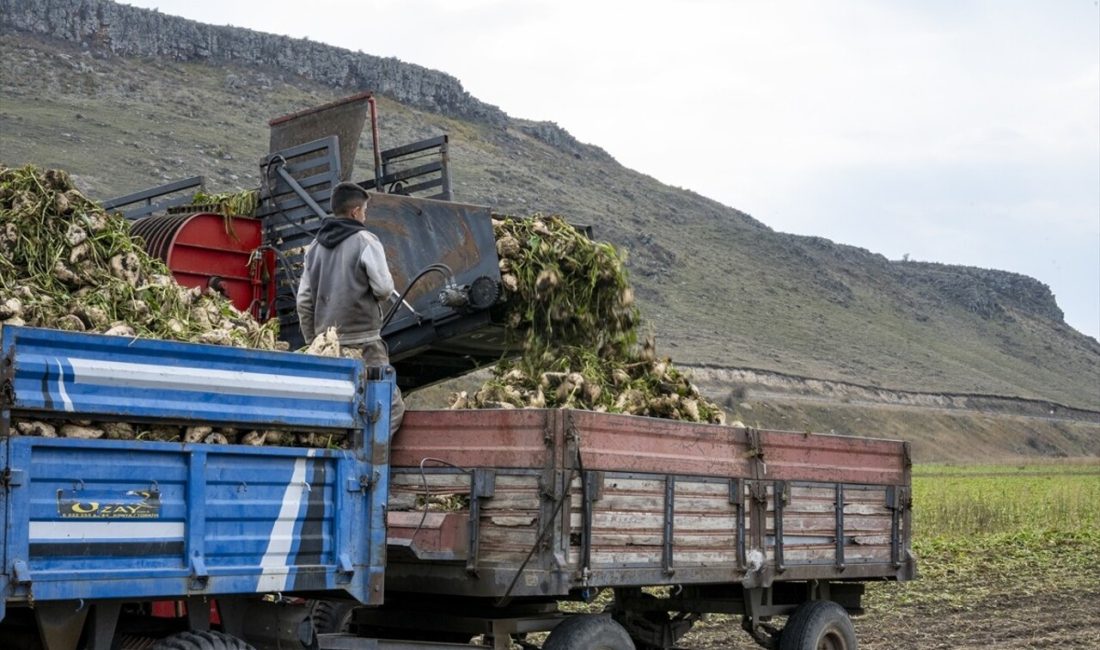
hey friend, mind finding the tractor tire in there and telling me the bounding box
[543,614,636,650]
[309,600,355,634]
[150,630,255,650]
[778,600,857,650]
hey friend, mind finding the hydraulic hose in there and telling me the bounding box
[381,263,454,330]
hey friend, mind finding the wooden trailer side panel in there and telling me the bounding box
[672,479,740,567]
[566,474,740,569]
[386,409,914,597]
[389,470,543,567]
[767,483,895,567]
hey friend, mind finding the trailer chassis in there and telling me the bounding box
[316,579,866,650]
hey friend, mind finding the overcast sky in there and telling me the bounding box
[128,0,1100,338]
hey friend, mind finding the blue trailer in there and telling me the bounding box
[0,326,393,650]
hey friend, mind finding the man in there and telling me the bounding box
[296,181,405,436]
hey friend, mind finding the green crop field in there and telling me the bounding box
[914,462,1100,538]
[685,460,1100,648]
[855,462,1100,648]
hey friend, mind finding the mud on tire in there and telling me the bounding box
[309,600,356,634]
[543,614,636,650]
[150,630,255,650]
[778,600,857,650]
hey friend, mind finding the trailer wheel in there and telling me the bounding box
[150,630,256,650]
[543,614,636,650]
[309,600,355,634]
[778,600,856,650]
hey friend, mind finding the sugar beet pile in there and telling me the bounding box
[1,163,724,446]
[452,214,725,424]
[0,164,318,445]
[0,165,278,347]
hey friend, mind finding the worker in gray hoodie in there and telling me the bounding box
[296,181,404,435]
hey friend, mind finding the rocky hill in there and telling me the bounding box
[2,0,1098,413]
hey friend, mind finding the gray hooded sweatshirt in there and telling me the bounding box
[296,217,395,346]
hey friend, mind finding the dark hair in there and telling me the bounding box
[330,182,371,216]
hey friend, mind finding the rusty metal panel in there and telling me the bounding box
[756,429,906,485]
[565,411,754,477]
[367,193,514,390]
[391,410,551,469]
[268,91,370,183]
[366,194,497,309]
[387,512,468,562]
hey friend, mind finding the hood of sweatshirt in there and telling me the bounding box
[315,217,369,248]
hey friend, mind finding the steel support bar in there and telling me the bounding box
[102,176,206,210]
[888,485,901,568]
[466,469,496,576]
[730,478,745,569]
[835,483,846,571]
[275,163,329,219]
[581,470,598,576]
[86,602,122,650]
[662,475,676,576]
[773,481,786,574]
[382,135,448,159]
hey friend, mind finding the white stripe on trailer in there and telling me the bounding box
[30,520,185,540]
[256,456,310,592]
[56,359,74,412]
[66,358,355,401]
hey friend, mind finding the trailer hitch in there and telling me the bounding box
[1,467,25,488]
[189,555,209,590]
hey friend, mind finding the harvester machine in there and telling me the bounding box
[103,92,515,391]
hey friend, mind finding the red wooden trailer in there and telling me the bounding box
[322,409,915,650]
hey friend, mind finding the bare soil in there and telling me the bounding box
[681,588,1100,649]
[679,549,1100,649]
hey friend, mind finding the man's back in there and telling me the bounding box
[297,220,394,346]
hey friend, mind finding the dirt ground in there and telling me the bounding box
[681,587,1100,649]
[677,546,1100,649]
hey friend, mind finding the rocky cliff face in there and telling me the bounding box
[1,0,508,122]
[760,230,1066,324]
[896,262,1064,322]
[0,0,612,161]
